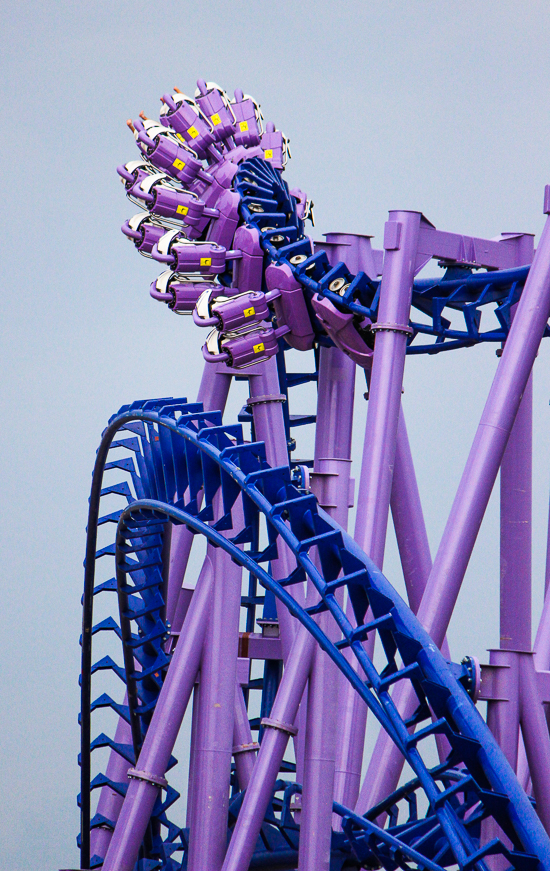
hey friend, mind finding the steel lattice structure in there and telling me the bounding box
[66,79,550,871]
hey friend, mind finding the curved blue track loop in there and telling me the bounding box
[81,399,550,871]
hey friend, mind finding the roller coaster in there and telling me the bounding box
[68,79,550,871]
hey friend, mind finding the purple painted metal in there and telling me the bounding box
[221,623,316,871]
[359,205,550,815]
[247,357,303,655]
[187,539,243,871]
[102,553,215,871]
[500,372,532,653]
[518,651,550,829]
[232,682,258,789]
[299,346,355,870]
[391,408,432,613]
[90,362,232,862]
[335,211,422,811]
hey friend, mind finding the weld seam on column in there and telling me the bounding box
[260,717,298,735]
[246,393,286,406]
[126,768,168,789]
[232,742,260,755]
[370,323,413,335]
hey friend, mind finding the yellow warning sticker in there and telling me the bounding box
[177,133,185,143]
[243,307,255,317]
[187,126,199,139]
[239,120,249,132]
[173,158,186,170]
[176,205,188,215]
[200,257,212,267]
[264,149,273,159]
[253,343,265,353]
[211,113,221,126]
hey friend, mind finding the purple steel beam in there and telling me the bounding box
[519,580,550,789]
[187,538,243,871]
[500,371,532,653]
[186,682,201,829]
[391,408,432,613]
[233,681,258,790]
[248,357,303,654]
[518,652,550,830]
[102,551,215,871]
[334,211,422,810]
[484,368,533,853]
[358,195,550,815]
[221,621,317,871]
[298,346,355,871]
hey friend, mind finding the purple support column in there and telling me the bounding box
[298,346,355,871]
[335,211,422,810]
[391,408,432,613]
[102,552,215,871]
[519,652,550,831]
[484,371,532,806]
[356,405,451,813]
[186,682,201,829]
[233,681,258,790]
[187,537,243,871]
[354,211,422,565]
[359,197,550,815]
[222,624,317,871]
[248,357,303,656]
[500,372,532,653]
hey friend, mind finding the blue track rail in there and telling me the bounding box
[234,157,546,354]
[80,397,550,871]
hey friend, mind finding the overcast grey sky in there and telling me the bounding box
[2,2,550,868]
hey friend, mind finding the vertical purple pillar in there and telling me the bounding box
[335,211,422,810]
[248,358,303,649]
[485,372,532,784]
[519,652,550,831]
[359,197,550,814]
[222,625,317,871]
[298,346,355,871]
[187,536,243,871]
[232,681,258,790]
[500,372,532,653]
[391,407,432,613]
[354,211,422,565]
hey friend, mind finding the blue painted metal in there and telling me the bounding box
[234,157,545,354]
[79,398,550,870]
